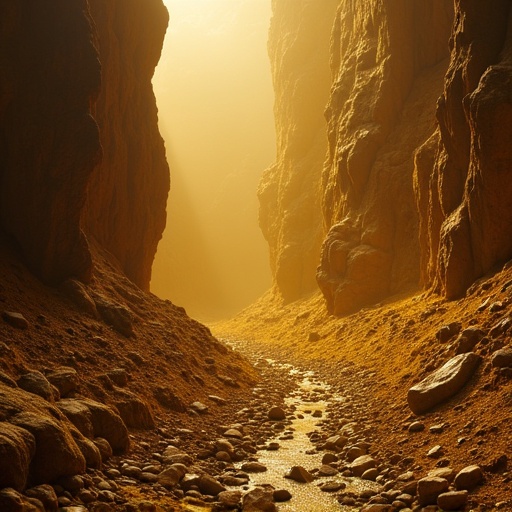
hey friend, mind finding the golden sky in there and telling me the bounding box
[151,0,275,321]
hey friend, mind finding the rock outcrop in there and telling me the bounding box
[262,1,454,313]
[317,1,454,315]
[85,0,170,290]
[0,0,169,290]
[0,0,101,284]
[414,1,512,298]
[259,0,338,301]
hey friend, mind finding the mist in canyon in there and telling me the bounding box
[151,0,275,321]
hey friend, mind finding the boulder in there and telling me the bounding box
[56,399,94,438]
[437,490,468,510]
[75,399,129,453]
[491,347,512,368]
[24,485,58,511]
[349,455,376,477]
[242,487,276,511]
[0,423,35,490]
[198,475,226,496]
[407,353,481,414]
[11,412,85,485]
[46,367,80,397]
[454,465,483,490]
[285,465,314,483]
[114,391,154,429]
[417,476,449,506]
[267,406,286,421]
[17,371,54,402]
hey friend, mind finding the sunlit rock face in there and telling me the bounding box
[259,0,338,302]
[85,0,170,290]
[0,1,169,290]
[0,1,101,283]
[317,1,453,315]
[415,1,512,299]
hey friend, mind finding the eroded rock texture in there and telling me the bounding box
[85,0,170,290]
[0,1,169,290]
[317,1,454,315]
[415,1,512,299]
[0,1,101,283]
[259,0,339,301]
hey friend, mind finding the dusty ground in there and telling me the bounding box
[213,263,512,510]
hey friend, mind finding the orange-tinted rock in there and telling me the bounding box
[415,1,512,298]
[317,1,453,314]
[85,0,170,290]
[259,0,338,301]
[0,1,101,284]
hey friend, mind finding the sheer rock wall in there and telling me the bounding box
[259,0,339,301]
[414,1,512,299]
[0,0,169,290]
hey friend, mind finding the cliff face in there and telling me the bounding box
[85,0,169,290]
[0,0,169,290]
[263,0,454,313]
[0,1,101,283]
[415,1,512,299]
[259,0,338,301]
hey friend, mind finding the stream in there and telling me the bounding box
[232,357,381,511]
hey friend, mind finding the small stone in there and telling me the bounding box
[323,435,348,451]
[408,421,425,432]
[2,311,29,329]
[157,467,181,488]
[268,406,286,421]
[454,465,483,490]
[362,468,379,481]
[190,402,208,414]
[319,481,345,493]
[429,423,445,434]
[437,490,468,510]
[417,477,449,506]
[427,445,443,458]
[491,348,512,368]
[218,490,242,508]
[242,487,276,511]
[224,428,243,439]
[349,455,376,477]
[318,464,338,477]
[285,465,314,483]
[216,451,232,462]
[322,453,338,464]
[273,489,292,502]
[198,475,225,496]
[241,462,267,473]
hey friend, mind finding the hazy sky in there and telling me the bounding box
[151,0,275,321]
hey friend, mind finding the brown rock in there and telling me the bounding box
[407,353,481,414]
[56,399,94,438]
[2,312,29,330]
[349,455,376,477]
[242,487,276,511]
[417,476,449,506]
[198,475,226,496]
[267,406,286,421]
[454,465,483,490]
[114,391,154,429]
[76,398,129,454]
[491,347,512,368]
[46,367,80,398]
[437,490,468,511]
[24,485,58,511]
[0,423,35,490]
[285,465,314,483]
[17,371,54,402]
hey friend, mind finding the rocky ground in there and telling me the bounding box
[1,230,512,511]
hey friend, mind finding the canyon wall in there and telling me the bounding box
[85,0,169,290]
[0,1,101,284]
[0,1,169,290]
[263,0,454,313]
[259,0,339,302]
[415,0,512,299]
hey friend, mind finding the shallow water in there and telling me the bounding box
[236,363,380,511]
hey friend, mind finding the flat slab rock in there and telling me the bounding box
[407,353,481,415]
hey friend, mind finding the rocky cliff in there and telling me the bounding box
[415,0,512,299]
[0,0,169,290]
[259,0,338,302]
[263,0,453,313]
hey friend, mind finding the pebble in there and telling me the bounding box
[454,465,483,490]
[2,311,29,329]
[285,465,314,483]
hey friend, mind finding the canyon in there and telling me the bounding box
[0,0,511,511]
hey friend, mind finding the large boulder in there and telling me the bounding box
[407,353,481,414]
[10,412,85,485]
[75,398,130,453]
[0,423,35,490]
